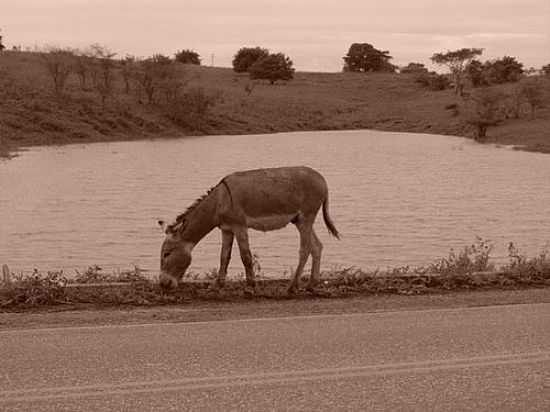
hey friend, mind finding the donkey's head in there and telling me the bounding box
[158,220,193,289]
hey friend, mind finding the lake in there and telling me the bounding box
[1,130,549,278]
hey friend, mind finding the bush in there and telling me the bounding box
[519,78,547,119]
[232,47,269,73]
[164,87,219,130]
[1,270,68,306]
[175,49,201,65]
[400,62,428,75]
[462,88,507,141]
[249,53,295,84]
[415,72,450,90]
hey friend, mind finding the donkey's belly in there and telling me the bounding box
[246,214,296,232]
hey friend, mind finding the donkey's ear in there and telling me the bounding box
[158,220,167,232]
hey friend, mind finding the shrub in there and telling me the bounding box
[519,78,547,119]
[164,87,219,130]
[462,88,507,141]
[400,62,428,75]
[1,270,68,306]
[175,49,201,65]
[427,238,494,276]
[232,47,269,72]
[415,72,450,91]
[249,53,295,84]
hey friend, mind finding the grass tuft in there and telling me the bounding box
[1,239,549,310]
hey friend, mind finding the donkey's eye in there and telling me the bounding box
[163,251,171,259]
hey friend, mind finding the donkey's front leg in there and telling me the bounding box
[217,229,234,288]
[234,227,256,288]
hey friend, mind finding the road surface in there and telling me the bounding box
[0,303,549,411]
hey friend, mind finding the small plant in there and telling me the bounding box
[505,243,550,278]
[1,270,68,306]
[427,237,494,276]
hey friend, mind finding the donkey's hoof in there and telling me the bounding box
[306,286,317,294]
[287,285,298,296]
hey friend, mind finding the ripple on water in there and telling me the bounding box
[0,130,549,276]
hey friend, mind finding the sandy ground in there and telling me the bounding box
[1,288,549,330]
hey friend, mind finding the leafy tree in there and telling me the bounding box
[465,59,489,87]
[400,62,428,74]
[0,35,5,52]
[484,56,523,84]
[431,48,483,95]
[232,47,269,72]
[174,49,200,65]
[462,88,506,141]
[540,63,550,76]
[343,43,396,73]
[249,53,294,84]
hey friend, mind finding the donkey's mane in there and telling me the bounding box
[168,184,218,231]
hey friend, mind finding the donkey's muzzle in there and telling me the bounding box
[159,272,178,290]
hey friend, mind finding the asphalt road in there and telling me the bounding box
[0,303,549,411]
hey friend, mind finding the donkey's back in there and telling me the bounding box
[221,166,328,222]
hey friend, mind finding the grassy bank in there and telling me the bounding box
[2,241,549,310]
[1,51,549,158]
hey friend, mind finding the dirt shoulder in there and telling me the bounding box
[1,288,549,331]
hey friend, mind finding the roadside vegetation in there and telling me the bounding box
[1,41,549,158]
[1,239,549,310]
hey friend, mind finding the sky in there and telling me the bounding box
[1,0,549,72]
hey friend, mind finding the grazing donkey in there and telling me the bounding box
[158,166,340,293]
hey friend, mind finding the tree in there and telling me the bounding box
[484,56,523,84]
[400,62,428,74]
[73,47,95,90]
[174,49,200,65]
[120,55,136,94]
[0,35,5,52]
[462,88,506,141]
[249,53,294,84]
[343,43,396,73]
[89,44,117,109]
[431,48,483,95]
[41,48,74,95]
[520,78,547,119]
[132,54,175,104]
[541,63,550,76]
[232,47,269,72]
[465,59,489,87]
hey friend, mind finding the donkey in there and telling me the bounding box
[158,166,340,293]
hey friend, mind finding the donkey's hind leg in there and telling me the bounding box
[288,217,313,294]
[306,229,323,292]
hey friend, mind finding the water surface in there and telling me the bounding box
[1,130,549,278]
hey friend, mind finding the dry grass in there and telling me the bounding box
[2,50,549,158]
[2,240,549,310]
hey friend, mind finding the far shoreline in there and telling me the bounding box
[2,125,548,161]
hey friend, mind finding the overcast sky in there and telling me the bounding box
[2,0,549,71]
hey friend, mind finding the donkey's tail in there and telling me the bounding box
[322,195,340,239]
